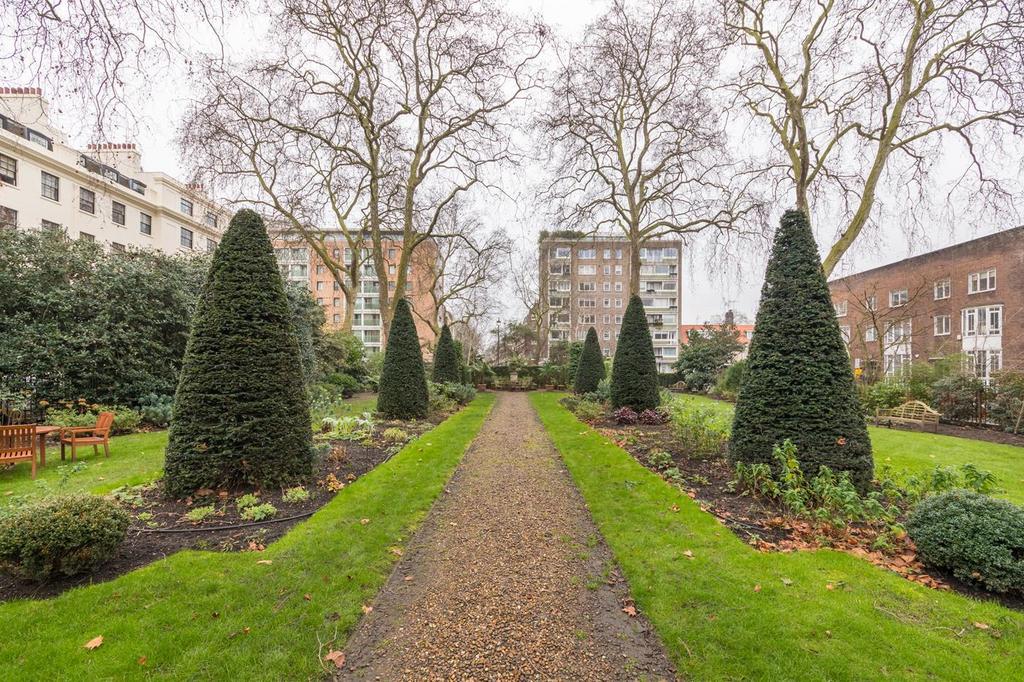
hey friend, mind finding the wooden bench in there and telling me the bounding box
[875,400,940,433]
[60,411,114,462]
[0,424,38,478]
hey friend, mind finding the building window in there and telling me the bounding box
[0,205,16,228]
[864,327,877,342]
[40,171,59,201]
[387,248,396,259]
[578,282,595,292]
[553,247,570,259]
[578,298,596,308]
[865,295,876,311]
[578,248,596,259]
[603,249,611,258]
[579,314,595,324]
[839,325,851,343]
[603,298,611,307]
[934,278,951,300]
[204,211,218,228]
[884,319,912,344]
[578,264,596,275]
[180,226,194,249]
[834,300,848,317]
[603,330,611,340]
[76,188,96,214]
[78,232,95,242]
[889,289,908,307]
[966,349,1002,384]
[0,153,16,185]
[111,242,125,253]
[614,298,623,308]
[614,315,622,324]
[139,212,152,235]
[885,353,912,376]
[180,198,194,216]
[41,219,63,236]
[614,283,623,292]
[934,315,950,336]
[968,269,996,294]
[614,265,623,275]
[962,305,1001,336]
[112,201,126,226]
[206,238,217,252]
[602,282,611,291]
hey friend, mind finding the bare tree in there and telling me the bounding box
[0,0,230,130]
[250,0,546,336]
[542,0,762,294]
[509,242,550,364]
[724,0,1024,275]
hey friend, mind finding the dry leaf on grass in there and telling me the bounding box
[753,584,761,593]
[256,559,273,565]
[83,636,104,650]
[362,604,374,615]
[324,650,346,669]
[622,604,637,617]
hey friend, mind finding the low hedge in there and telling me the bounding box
[908,490,1024,594]
[0,495,130,581]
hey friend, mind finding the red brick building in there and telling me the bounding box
[828,226,1024,383]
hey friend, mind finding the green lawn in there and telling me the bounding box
[531,392,1023,680]
[0,431,169,504]
[671,393,1024,504]
[0,393,495,678]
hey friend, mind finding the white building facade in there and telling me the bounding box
[0,87,227,253]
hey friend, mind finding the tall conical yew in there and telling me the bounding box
[610,295,660,410]
[378,298,429,419]
[432,323,461,384]
[164,209,313,498]
[574,327,605,394]
[731,209,872,489]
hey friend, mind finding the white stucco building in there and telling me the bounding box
[0,87,228,253]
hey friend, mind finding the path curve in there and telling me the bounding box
[340,391,674,680]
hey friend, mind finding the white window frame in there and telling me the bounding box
[864,327,877,342]
[933,315,950,336]
[889,289,908,307]
[834,300,848,317]
[934,278,950,300]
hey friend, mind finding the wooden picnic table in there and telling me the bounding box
[33,425,60,467]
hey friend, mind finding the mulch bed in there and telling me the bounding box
[882,420,1024,448]
[590,419,1024,612]
[0,414,446,603]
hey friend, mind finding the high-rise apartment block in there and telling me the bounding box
[828,226,1023,383]
[0,88,228,253]
[273,230,439,351]
[539,233,682,373]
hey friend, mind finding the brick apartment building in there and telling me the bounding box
[538,232,682,373]
[272,230,439,353]
[828,226,1024,383]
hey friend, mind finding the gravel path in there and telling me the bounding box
[339,392,675,680]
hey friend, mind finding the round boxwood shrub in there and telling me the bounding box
[574,327,606,394]
[378,298,429,419]
[163,209,314,498]
[908,490,1024,594]
[611,295,660,411]
[0,495,130,581]
[432,323,461,384]
[731,210,873,490]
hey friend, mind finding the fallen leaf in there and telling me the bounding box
[389,547,403,557]
[825,583,835,591]
[622,605,637,617]
[361,604,373,615]
[670,504,680,513]
[303,594,312,601]
[753,584,761,593]
[324,650,346,669]
[781,578,793,586]
[243,627,250,635]
[683,550,695,560]
[137,656,147,666]
[360,518,370,525]
[974,622,990,630]
[256,559,273,565]
[84,636,104,650]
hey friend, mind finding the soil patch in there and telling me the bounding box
[0,415,443,603]
[590,419,1024,613]
[339,392,675,680]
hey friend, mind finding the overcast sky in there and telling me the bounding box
[27,0,1022,326]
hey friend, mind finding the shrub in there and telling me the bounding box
[0,495,130,581]
[164,209,314,498]
[932,373,987,422]
[382,427,410,443]
[377,298,429,420]
[185,505,217,522]
[674,324,743,392]
[324,372,361,398]
[861,381,906,414]
[428,389,456,416]
[574,399,605,423]
[239,503,278,522]
[908,490,1024,593]
[612,406,639,425]
[610,295,660,411]
[46,405,142,435]
[710,359,747,402]
[989,371,1024,433]
[433,382,476,406]
[667,402,730,458]
[638,408,669,425]
[731,210,872,490]
[283,486,310,503]
[137,393,174,427]
[574,327,606,394]
[236,493,260,510]
[432,324,462,384]
[321,412,375,441]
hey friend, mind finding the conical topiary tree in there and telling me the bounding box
[164,209,313,498]
[432,323,461,384]
[610,295,660,411]
[574,327,606,394]
[730,209,873,489]
[378,298,429,419]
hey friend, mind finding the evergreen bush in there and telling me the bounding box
[432,324,461,384]
[163,209,314,498]
[377,298,429,419]
[610,295,660,411]
[574,327,606,394]
[730,210,873,489]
